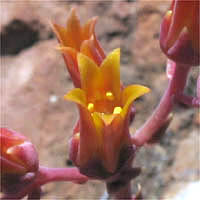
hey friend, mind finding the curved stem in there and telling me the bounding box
[38,166,88,185]
[132,60,191,146]
[1,166,88,200]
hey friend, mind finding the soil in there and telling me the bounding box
[1,0,199,199]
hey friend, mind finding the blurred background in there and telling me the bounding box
[1,0,199,199]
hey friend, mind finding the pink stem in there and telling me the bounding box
[1,167,88,199]
[175,93,200,107]
[132,60,191,146]
[37,166,88,185]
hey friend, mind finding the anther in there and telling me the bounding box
[106,92,114,101]
[87,103,94,112]
[113,107,122,114]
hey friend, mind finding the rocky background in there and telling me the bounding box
[1,0,199,199]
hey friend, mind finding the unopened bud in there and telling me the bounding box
[160,0,199,66]
[0,128,39,175]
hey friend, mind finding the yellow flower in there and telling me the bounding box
[65,49,150,173]
[51,8,105,87]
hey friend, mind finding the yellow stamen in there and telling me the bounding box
[113,106,122,114]
[88,103,94,112]
[106,92,114,101]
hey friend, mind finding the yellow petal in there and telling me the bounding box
[64,88,86,108]
[91,112,104,145]
[100,48,121,100]
[78,53,101,101]
[121,85,150,118]
[94,112,115,126]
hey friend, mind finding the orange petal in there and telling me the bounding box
[91,112,104,145]
[121,85,150,118]
[57,46,80,87]
[81,17,97,39]
[102,114,125,173]
[80,37,103,66]
[93,34,106,61]
[64,88,87,108]
[81,16,106,61]
[100,48,121,101]
[51,22,68,45]
[65,8,82,50]
[57,46,77,61]
[77,107,100,166]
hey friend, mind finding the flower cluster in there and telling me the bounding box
[1,0,198,198]
[52,8,150,177]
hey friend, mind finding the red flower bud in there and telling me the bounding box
[160,0,199,66]
[0,128,39,175]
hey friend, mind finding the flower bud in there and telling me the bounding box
[51,8,105,87]
[0,128,39,175]
[160,0,199,66]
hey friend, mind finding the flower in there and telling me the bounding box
[65,48,150,173]
[160,0,199,66]
[51,8,105,87]
[0,128,39,175]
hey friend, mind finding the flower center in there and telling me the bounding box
[87,91,122,115]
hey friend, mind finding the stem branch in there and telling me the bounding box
[1,167,88,199]
[132,60,191,146]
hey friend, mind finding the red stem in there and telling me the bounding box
[132,61,191,146]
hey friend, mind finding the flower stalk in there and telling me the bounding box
[132,60,191,146]
[1,166,88,200]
